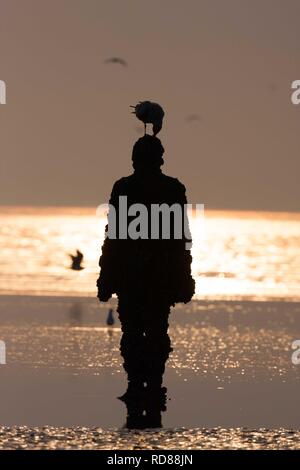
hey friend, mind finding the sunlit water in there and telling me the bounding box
[0,207,300,300]
[1,426,300,450]
[1,207,300,449]
[1,297,300,449]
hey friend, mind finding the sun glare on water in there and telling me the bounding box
[0,207,300,300]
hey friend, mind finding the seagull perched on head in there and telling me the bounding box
[130,101,165,136]
[104,57,127,67]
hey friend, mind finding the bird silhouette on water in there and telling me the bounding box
[69,250,84,270]
[106,308,115,326]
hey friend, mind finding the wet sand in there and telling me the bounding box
[0,295,300,449]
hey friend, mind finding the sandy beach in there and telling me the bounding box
[1,295,300,449]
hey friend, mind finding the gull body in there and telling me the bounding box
[131,101,164,136]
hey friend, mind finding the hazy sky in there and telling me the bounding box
[1,0,300,211]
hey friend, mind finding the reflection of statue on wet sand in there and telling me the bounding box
[120,375,168,429]
[69,250,84,270]
[69,302,83,326]
[97,110,194,428]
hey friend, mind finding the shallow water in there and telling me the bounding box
[1,426,300,450]
[1,210,300,450]
[1,208,300,300]
[1,296,300,439]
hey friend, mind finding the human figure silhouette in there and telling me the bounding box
[97,135,194,420]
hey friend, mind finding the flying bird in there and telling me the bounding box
[69,250,84,271]
[130,101,165,136]
[104,57,127,67]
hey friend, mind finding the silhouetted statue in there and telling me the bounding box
[97,134,194,426]
[69,250,84,270]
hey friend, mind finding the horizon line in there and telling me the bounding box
[0,205,300,220]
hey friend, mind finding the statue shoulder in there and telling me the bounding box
[161,174,186,192]
[111,175,134,193]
